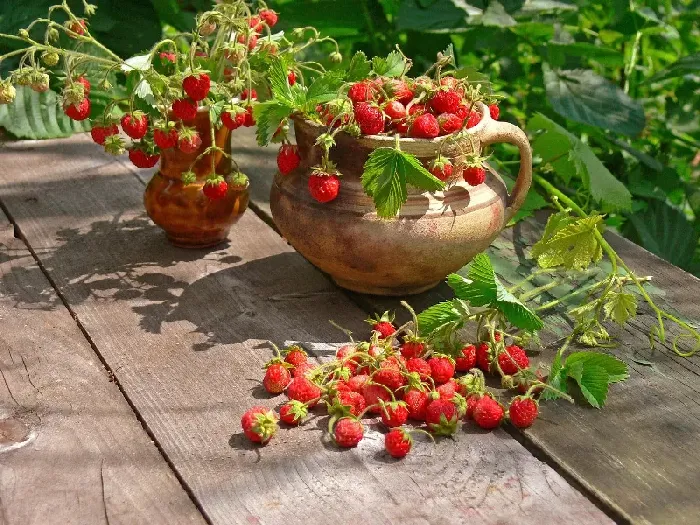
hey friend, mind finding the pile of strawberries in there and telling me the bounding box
[241,311,545,458]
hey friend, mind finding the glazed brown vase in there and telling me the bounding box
[270,102,532,296]
[144,109,249,248]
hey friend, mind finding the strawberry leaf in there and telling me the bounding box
[566,361,609,408]
[416,300,463,335]
[347,51,372,82]
[253,100,294,146]
[305,70,346,108]
[371,51,408,78]
[531,214,604,270]
[564,352,629,384]
[603,291,637,326]
[268,56,297,107]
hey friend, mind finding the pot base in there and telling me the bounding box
[166,230,229,249]
[332,276,441,296]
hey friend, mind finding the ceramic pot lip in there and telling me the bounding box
[293,101,490,148]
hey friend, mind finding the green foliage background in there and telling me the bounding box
[1,0,699,274]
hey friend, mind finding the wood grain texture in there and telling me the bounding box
[248,143,700,525]
[0,135,611,525]
[0,210,205,525]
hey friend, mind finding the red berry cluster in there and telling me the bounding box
[241,310,544,459]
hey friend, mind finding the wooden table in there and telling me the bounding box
[1,130,699,525]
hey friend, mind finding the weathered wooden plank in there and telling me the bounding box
[0,209,205,524]
[0,135,612,524]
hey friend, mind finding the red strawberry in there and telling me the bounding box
[366,311,396,339]
[336,391,366,417]
[154,128,178,149]
[128,148,160,169]
[283,346,308,368]
[498,345,529,376]
[465,394,479,419]
[221,109,245,130]
[440,77,465,96]
[429,90,461,114]
[489,104,500,120]
[404,388,429,421]
[429,157,453,182]
[248,15,262,31]
[308,171,340,203]
[259,9,278,27]
[408,103,426,116]
[517,369,547,394]
[384,100,407,120]
[509,396,538,428]
[292,362,316,378]
[455,104,469,120]
[476,342,492,372]
[241,89,257,101]
[75,76,91,96]
[334,418,364,448]
[380,401,409,427]
[243,106,255,127]
[69,19,86,36]
[160,52,176,64]
[172,98,198,121]
[354,102,384,135]
[347,81,376,104]
[455,344,477,372]
[178,131,202,154]
[473,395,504,429]
[425,398,458,436]
[466,111,481,129]
[348,374,369,393]
[64,98,90,121]
[263,362,291,394]
[464,166,486,186]
[383,78,414,105]
[410,113,440,139]
[362,383,391,414]
[373,367,405,392]
[277,144,301,175]
[438,113,463,135]
[237,33,258,51]
[279,400,308,426]
[90,124,118,146]
[241,406,277,444]
[428,355,455,384]
[287,376,321,406]
[405,357,431,380]
[183,73,211,101]
[436,378,458,400]
[203,178,228,200]
[400,341,425,359]
[121,112,148,139]
[287,70,296,85]
[385,427,412,458]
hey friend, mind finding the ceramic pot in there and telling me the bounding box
[270,102,532,296]
[144,109,249,248]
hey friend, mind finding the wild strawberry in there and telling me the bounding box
[455,104,469,120]
[457,369,486,398]
[410,113,440,139]
[404,388,429,421]
[382,78,414,105]
[464,166,486,186]
[384,100,407,120]
[425,398,458,436]
[347,81,376,104]
[380,400,409,427]
[465,394,479,419]
[405,357,431,380]
[334,417,364,448]
[279,400,308,426]
[366,311,396,339]
[203,177,228,200]
[489,104,500,120]
[381,355,406,370]
[400,341,425,359]
[509,396,538,428]
[498,345,529,376]
[259,9,278,27]
[354,102,384,135]
[287,70,296,86]
[362,383,391,413]
[64,98,90,121]
[440,77,465,96]
[455,344,477,372]
[283,345,308,368]
[308,171,340,203]
[335,391,366,417]
[248,15,262,31]
[178,130,202,154]
[438,113,463,135]
[277,144,301,175]
[243,106,255,126]
[90,124,118,146]
[263,362,291,394]
[436,378,458,400]
[75,76,91,96]
[348,374,369,393]
[428,355,455,384]
[408,103,426,116]
[172,98,198,122]
[128,148,160,169]
[516,369,547,394]
[429,157,453,182]
[68,19,87,36]
[221,109,245,130]
[241,406,277,444]
[292,362,316,378]
[183,73,211,101]
[121,112,148,139]
[373,367,405,392]
[287,376,321,407]
[0,81,16,105]
[159,52,176,64]
[429,89,461,114]
[385,427,412,458]
[241,89,257,101]
[237,33,258,51]
[473,395,504,429]
[394,119,409,134]
[154,127,178,149]
[199,20,217,36]
[466,111,481,129]
[476,342,492,372]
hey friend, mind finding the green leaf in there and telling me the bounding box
[479,0,517,27]
[531,215,604,270]
[372,51,407,78]
[651,53,700,81]
[253,101,293,146]
[346,51,372,82]
[0,86,91,139]
[528,113,632,212]
[547,42,625,67]
[542,351,568,401]
[417,300,462,335]
[568,362,609,408]
[564,352,629,383]
[495,282,545,331]
[603,292,637,326]
[396,0,474,32]
[361,148,444,218]
[268,57,297,107]
[542,64,646,137]
[306,71,345,108]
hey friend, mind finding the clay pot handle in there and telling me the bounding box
[478,107,533,223]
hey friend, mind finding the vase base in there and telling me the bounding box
[166,231,229,249]
[331,277,441,296]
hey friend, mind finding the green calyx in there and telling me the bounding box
[181,171,197,185]
[428,412,458,436]
[103,135,125,156]
[252,410,278,444]
[228,171,249,189]
[457,369,485,395]
[283,400,308,423]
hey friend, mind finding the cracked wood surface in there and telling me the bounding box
[0,134,611,525]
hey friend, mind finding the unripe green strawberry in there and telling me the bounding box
[42,51,60,67]
[0,81,16,105]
